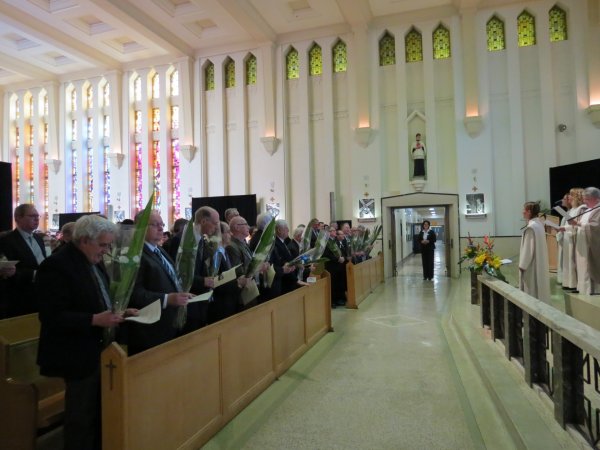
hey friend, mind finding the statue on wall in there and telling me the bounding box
[411,133,426,179]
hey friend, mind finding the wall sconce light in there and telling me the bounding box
[463,116,484,138]
[354,126,375,148]
[260,136,280,156]
[586,105,600,128]
[180,145,197,162]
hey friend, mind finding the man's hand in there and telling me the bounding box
[283,263,295,274]
[0,266,16,279]
[204,277,215,288]
[237,276,248,288]
[122,308,139,318]
[166,292,194,307]
[92,311,125,328]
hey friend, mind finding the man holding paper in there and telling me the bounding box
[36,215,136,450]
[129,211,193,354]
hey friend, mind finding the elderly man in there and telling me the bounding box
[287,225,305,258]
[53,221,76,254]
[128,211,193,354]
[0,204,46,316]
[272,219,298,296]
[36,215,134,450]
[224,207,240,223]
[575,187,600,294]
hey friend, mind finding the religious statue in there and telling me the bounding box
[411,133,426,178]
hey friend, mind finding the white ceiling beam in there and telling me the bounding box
[0,3,120,69]
[0,51,56,82]
[91,0,195,57]
[216,0,277,43]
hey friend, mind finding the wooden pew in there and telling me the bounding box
[101,274,332,450]
[345,253,384,309]
[0,314,65,450]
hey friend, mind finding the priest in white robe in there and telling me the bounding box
[519,202,550,303]
[555,193,570,284]
[578,187,600,294]
[560,188,585,291]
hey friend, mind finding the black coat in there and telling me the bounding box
[418,229,437,252]
[0,229,47,316]
[36,243,108,380]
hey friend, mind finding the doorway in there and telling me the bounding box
[382,193,460,279]
[391,206,448,278]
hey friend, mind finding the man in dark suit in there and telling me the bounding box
[287,226,305,259]
[128,211,193,355]
[0,204,47,317]
[271,219,298,295]
[36,215,132,450]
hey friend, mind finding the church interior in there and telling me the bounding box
[2,0,600,448]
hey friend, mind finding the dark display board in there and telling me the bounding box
[549,158,600,215]
[191,194,257,226]
[59,212,100,230]
[0,162,13,232]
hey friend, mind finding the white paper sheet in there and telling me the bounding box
[0,260,18,268]
[553,206,572,220]
[544,220,560,230]
[500,259,513,265]
[125,299,161,324]
[189,291,213,302]
[241,279,259,305]
[213,264,241,288]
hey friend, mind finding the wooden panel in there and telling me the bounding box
[305,276,331,341]
[345,255,384,309]
[273,292,306,372]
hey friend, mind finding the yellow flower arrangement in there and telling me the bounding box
[458,234,506,282]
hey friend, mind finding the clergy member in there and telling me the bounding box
[519,202,550,303]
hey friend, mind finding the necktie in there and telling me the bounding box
[91,265,112,310]
[153,247,181,291]
[28,235,45,265]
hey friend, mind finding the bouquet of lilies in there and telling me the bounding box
[173,221,198,328]
[458,233,506,282]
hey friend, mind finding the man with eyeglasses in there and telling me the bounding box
[0,203,47,317]
[128,211,194,354]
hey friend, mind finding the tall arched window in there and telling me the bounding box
[225,58,236,88]
[286,47,299,80]
[518,11,536,47]
[205,62,215,91]
[309,43,322,76]
[487,16,506,51]
[103,83,110,107]
[379,32,395,66]
[246,54,257,85]
[87,85,94,109]
[332,40,347,73]
[134,76,142,102]
[433,24,451,60]
[549,5,567,42]
[405,28,423,63]
[152,73,160,99]
[170,70,179,96]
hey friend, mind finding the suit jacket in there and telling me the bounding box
[0,229,47,316]
[128,245,180,355]
[418,229,437,252]
[271,238,297,295]
[287,239,301,259]
[227,237,253,276]
[36,243,108,380]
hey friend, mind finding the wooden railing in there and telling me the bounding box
[478,275,600,448]
[345,254,384,309]
[0,314,65,450]
[101,274,332,450]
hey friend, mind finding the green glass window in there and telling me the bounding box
[205,62,215,91]
[225,59,235,88]
[379,32,395,66]
[433,24,451,60]
[518,11,536,47]
[405,28,423,63]
[332,40,347,73]
[309,44,322,76]
[286,47,299,80]
[246,54,257,85]
[549,5,567,42]
[487,16,506,51]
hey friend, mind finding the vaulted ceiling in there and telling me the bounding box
[0,0,520,87]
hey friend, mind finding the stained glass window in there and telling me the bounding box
[14,127,20,205]
[134,76,142,102]
[225,59,236,88]
[28,146,34,203]
[433,24,451,59]
[549,5,567,42]
[405,28,423,63]
[28,97,34,117]
[72,144,78,211]
[15,99,20,120]
[103,83,110,107]
[487,16,506,51]
[152,141,161,208]
[205,62,215,91]
[135,143,143,212]
[71,89,77,111]
[44,123,48,145]
[332,40,347,73]
[135,111,142,134]
[171,138,180,220]
[72,119,77,141]
[103,115,110,207]
[286,47,299,80]
[87,85,94,109]
[379,32,395,66]
[29,125,34,146]
[43,147,48,228]
[171,106,179,130]
[87,118,94,210]
[103,115,110,137]
[309,44,322,76]
[518,11,536,47]
[152,108,160,132]
[43,95,48,116]
[246,54,257,85]
[170,70,179,96]
[152,73,160,99]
